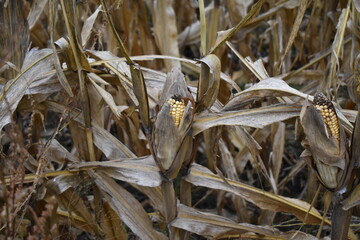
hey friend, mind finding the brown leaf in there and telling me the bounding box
[0,48,53,131]
[223,78,307,111]
[196,54,221,112]
[184,164,327,225]
[91,171,168,240]
[152,0,180,70]
[171,204,280,238]
[72,155,162,187]
[193,104,301,135]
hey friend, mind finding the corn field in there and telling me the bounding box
[1,0,360,239]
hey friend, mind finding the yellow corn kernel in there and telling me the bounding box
[313,93,340,139]
[168,95,186,127]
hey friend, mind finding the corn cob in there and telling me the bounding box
[168,95,186,127]
[313,92,340,139]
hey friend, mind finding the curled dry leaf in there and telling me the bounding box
[196,54,221,112]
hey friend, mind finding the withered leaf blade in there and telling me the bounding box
[47,175,103,236]
[71,155,162,187]
[45,101,136,159]
[184,164,327,225]
[81,5,102,47]
[101,202,128,240]
[171,204,280,238]
[59,0,91,71]
[223,78,307,111]
[196,54,221,112]
[0,48,53,131]
[152,0,180,71]
[130,64,151,135]
[91,171,168,240]
[193,104,301,136]
[88,72,121,118]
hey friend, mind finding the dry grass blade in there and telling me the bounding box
[171,204,281,238]
[71,155,162,187]
[194,104,301,135]
[185,164,328,225]
[91,171,168,240]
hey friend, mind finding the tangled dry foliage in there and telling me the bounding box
[1,0,360,239]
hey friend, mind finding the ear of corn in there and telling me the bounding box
[313,92,340,139]
[168,95,186,127]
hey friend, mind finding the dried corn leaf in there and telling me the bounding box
[196,54,221,112]
[81,5,102,47]
[184,164,327,225]
[152,0,180,70]
[209,0,264,53]
[88,72,122,118]
[72,155,162,187]
[91,171,168,240]
[193,104,301,135]
[283,0,309,58]
[325,3,350,90]
[87,50,139,106]
[101,202,128,240]
[49,0,74,97]
[45,101,136,159]
[0,48,53,131]
[59,0,91,71]
[223,78,307,111]
[171,204,280,238]
[47,175,103,236]
[27,0,47,29]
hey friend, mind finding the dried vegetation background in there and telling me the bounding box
[1,0,360,239]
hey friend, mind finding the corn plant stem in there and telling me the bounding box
[198,0,206,56]
[60,0,95,162]
[161,181,177,240]
[331,194,353,240]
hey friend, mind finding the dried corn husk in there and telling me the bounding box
[300,93,349,190]
[152,68,195,178]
